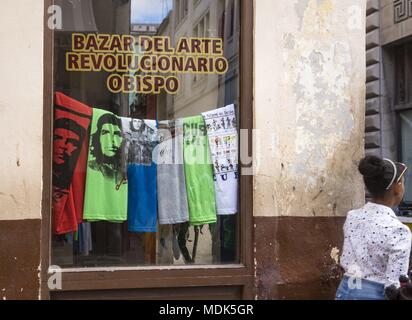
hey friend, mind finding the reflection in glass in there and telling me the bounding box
[52,0,240,268]
[401,111,412,203]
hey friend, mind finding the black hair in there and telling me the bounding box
[54,118,86,143]
[130,118,145,133]
[53,118,86,189]
[358,155,405,198]
[90,113,122,167]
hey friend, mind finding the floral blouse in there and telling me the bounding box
[340,202,412,288]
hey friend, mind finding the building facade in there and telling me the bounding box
[0,0,366,300]
[365,0,412,215]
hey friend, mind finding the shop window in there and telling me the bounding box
[51,0,241,269]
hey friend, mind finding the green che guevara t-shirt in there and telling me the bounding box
[83,108,127,222]
[183,115,217,225]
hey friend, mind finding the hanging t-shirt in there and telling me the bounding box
[183,115,217,225]
[77,222,92,256]
[52,92,92,234]
[120,118,158,233]
[83,108,127,222]
[156,119,189,225]
[202,104,238,215]
[127,163,157,232]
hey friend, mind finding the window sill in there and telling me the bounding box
[49,263,245,274]
[395,102,412,111]
[45,264,253,293]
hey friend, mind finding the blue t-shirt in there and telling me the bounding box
[127,163,157,232]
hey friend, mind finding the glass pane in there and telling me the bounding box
[401,110,412,203]
[51,0,240,268]
[395,46,407,106]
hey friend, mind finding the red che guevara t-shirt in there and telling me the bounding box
[52,92,92,234]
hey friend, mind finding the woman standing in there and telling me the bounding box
[336,156,412,300]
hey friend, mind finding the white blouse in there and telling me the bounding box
[340,202,412,288]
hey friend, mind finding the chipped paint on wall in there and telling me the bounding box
[254,0,366,217]
[330,247,340,264]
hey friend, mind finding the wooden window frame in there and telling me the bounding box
[41,0,254,299]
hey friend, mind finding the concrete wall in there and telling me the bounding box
[0,0,44,221]
[253,0,366,299]
[0,0,44,299]
[381,0,412,46]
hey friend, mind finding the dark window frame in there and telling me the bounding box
[397,109,412,213]
[42,0,254,299]
[394,43,412,213]
[394,43,412,110]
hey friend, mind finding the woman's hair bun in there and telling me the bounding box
[358,155,386,178]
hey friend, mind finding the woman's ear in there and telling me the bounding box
[393,179,405,204]
[394,182,401,195]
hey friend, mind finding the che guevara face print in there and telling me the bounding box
[53,115,87,190]
[121,117,157,166]
[89,111,124,182]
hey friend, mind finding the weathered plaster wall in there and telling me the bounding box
[0,0,44,300]
[0,0,44,221]
[254,0,366,218]
[253,0,366,299]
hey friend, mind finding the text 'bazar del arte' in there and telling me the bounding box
[66,34,229,94]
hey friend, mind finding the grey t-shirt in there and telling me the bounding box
[155,119,190,225]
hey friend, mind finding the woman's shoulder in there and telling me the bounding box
[343,208,363,229]
[349,202,396,217]
[344,203,376,227]
[386,218,412,234]
[346,203,369,217]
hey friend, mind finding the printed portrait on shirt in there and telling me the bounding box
[156,120,179,164]
[121,118,157,166]
[89,113,123,182]
[53,117,87,191]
